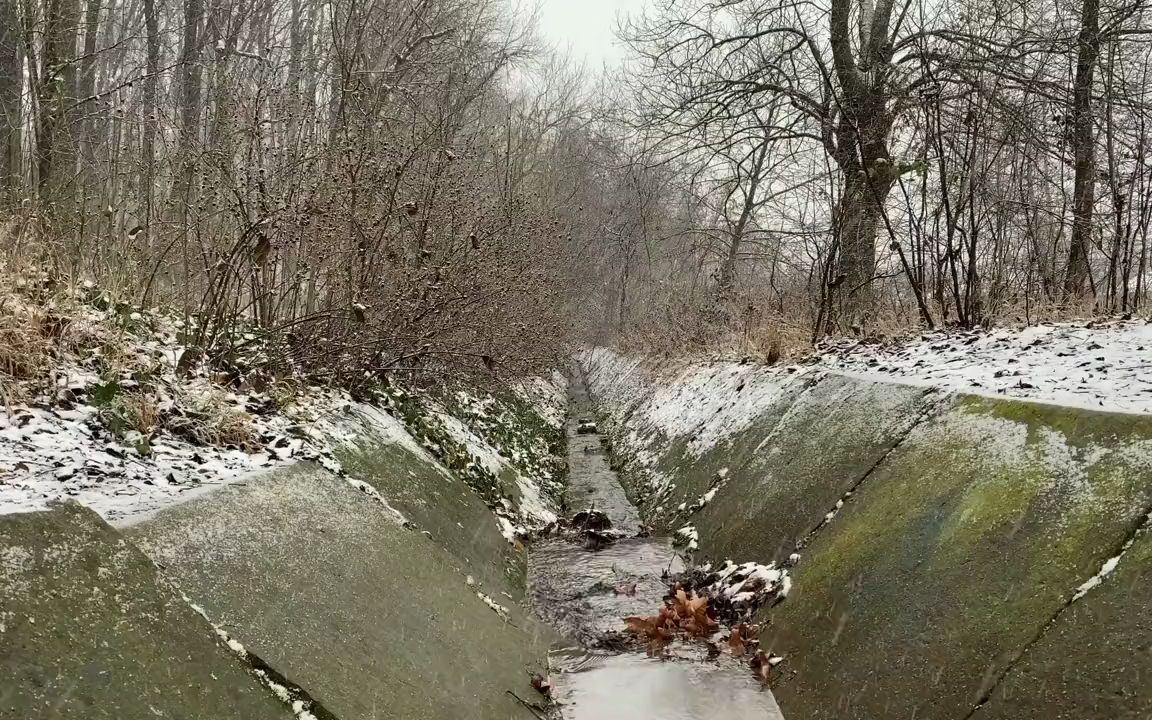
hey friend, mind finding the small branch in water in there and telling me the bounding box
[505,690,548,720]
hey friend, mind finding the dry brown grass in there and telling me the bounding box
[613,283,1117,368]
[215,408,258,450]
[100,390,162,434]
[0,294,55,381]
[164,383,260,451]
[0,265,117,397]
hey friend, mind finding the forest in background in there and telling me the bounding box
[0,0,1149,377]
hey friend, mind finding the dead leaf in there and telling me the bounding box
[750,650,785,686]
[728,626,746,657]
[614,581,638,596]
[625,616,650,634]
[530,672,552,697]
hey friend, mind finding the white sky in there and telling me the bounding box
[534,0,651,69]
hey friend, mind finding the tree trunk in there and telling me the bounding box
[824,0,898,333]
[0,0,21,203]
[76,0,101,171]
[1064,0,1100,298]
[37,0,81,208]
[714,141,768,301]
[171,0,204,218]
[141,0,159,242]
[834,167,891,329]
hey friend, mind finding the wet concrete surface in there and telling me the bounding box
[529,373,784,719]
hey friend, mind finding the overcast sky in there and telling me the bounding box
[534,0,650,69]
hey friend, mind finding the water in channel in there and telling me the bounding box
[525,373,785,720]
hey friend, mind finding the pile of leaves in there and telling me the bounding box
[625,586,716,655]
[674,560,792,627]
[623,582,788,686]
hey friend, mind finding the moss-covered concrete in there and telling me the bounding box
[637,378,809,530]
[977,522,1152,720]
[130,463,556,720]
[635,374,932,566]
[0,504,288,719]
[587,351,1152,719]
[761,394,1152,720]
[334,429,528,596]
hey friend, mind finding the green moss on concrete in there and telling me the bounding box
[764,393,1152,720]
[979,522,1152,720]
[700,374,931,564]
[334,432,527,597]
[130,464,557,720]
[0,504,289,719]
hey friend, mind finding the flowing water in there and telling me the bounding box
[525,373,786,719]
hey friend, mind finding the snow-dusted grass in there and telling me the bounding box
[432,404,558,527]
[0,380,330,522]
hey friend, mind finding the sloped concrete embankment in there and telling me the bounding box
[581,349,1152,720]
[1,402,559,719]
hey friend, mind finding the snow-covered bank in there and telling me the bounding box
[590,317,1152,428]
[818,318,1152,413]
[0,295,566,536]
[0,374,338,522]
[581,348,803,501]
[578,339,1152,720]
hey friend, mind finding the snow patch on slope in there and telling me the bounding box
[0,381,336,523]
[516,370,569,428]
[432,405,557,526]
[820,319,1152,414]
[584,348,800,457]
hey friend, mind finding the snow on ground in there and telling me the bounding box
[590,318,1152,436]
[0,277,572,534]
[317,400,439,465]
[582,348,801,497]
[584,348,797,457]
[704,560,792,606]
[0,378,434,528]
[819,318,1152,413]
[0,375,330,523]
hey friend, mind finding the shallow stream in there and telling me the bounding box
[525,373,785,719]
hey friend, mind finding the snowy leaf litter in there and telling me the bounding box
[0,367,430,527]
[819,318,1152,413]
[703,560,792,607]
[0,302,566,538]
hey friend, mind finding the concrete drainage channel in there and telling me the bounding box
[1,373,787,720]
[16,357,1150,718]
[527,374,786,720]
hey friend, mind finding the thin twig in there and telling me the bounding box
[504,690,548,720]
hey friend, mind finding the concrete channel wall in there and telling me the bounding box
[1,405,556,719]
[582,350,1152,720]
